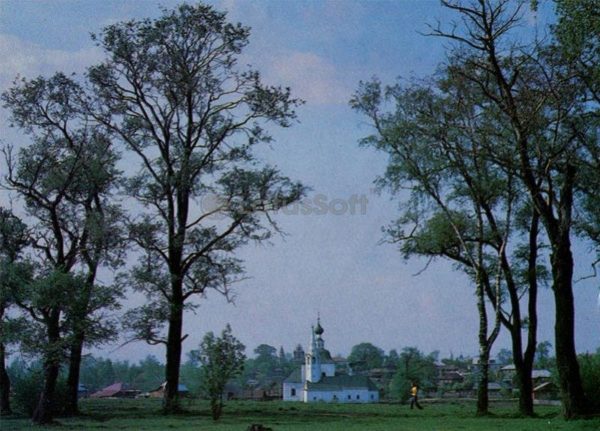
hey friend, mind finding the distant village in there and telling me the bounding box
[65,319,558,405]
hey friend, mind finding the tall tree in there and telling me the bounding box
[2,73,123,422]
[428,0,599,417]
[353,63,549,415]
[352,75,512,415]
[87,3,305,412]
[61,162,124,415]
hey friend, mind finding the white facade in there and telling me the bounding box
[283,381,304,402]
[282,319,379,403]
[304,387,379,403]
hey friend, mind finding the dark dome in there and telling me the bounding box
[314,318,324,335]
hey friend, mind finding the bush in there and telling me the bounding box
[11,367,68,417]
[388,374,411,402]
[579,352,600,414]
[11,367,43,416]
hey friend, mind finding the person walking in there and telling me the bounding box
[410,382,423,410]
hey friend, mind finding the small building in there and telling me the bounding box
[531,369,551,385]
[239,380,283,401]
[436,364,465,387]
[148,382,190,398]
[90,382,141,398]
[533,381,559,403]
[283,318,379,403]
[499,365,552,388]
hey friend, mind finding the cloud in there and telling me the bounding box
[267,51,350,106]
[0,34,102,91]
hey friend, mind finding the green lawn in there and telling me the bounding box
[1,399,599,430]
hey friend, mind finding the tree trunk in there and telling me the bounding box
[519,150,586,418]
[551,239,586,418]
[0,341,11,415]
[476,348,490,416]
[515,357,534,415]
[65,333,85,416]
[476,277,490,416]
[32,361,60,424]
[513,348,533,416]
[503,285,535,417]
[32,311,61,424]
[519,210,539,417]
[163,282,184,414]
[506,211,539,417]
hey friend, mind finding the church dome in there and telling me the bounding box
[314,319,324,336]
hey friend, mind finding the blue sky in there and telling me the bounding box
[0,0,598,363]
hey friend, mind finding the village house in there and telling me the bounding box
[435,364,466,387]
[499,365,552,388]
[89,382,141,399]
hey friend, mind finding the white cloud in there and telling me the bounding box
[0,34,102,91]
[268,51,350,106]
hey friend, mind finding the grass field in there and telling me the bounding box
[1,399,599,430]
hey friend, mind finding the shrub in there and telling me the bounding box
[11,367,68,417]
[579,352,600,414]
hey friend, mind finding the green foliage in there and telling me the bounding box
[389,347,438,401]
[535,341,555,370]
[348,343,385,372]
[241,344,288,387]
[495,349,513,366]
[196,324,246,420]
[554,0,600,65]
[79,355,166,393]
[8,360,68,417]
[579,350,600,413]
[2,67,125,421]
[180,353,204,397]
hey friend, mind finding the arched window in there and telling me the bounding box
[291,388,296,397]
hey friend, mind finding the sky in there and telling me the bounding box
[0,0,598,364]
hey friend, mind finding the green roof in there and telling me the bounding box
[283,368,302,384]
[306,375,378,392]
[319,349,334,363]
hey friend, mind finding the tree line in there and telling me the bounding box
[9,337,599,411]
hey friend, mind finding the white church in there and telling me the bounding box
[282,318,380,403]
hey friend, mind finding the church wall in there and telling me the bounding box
[282,382,304,402]
[304,388,379,403]
[321,363,335,377]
